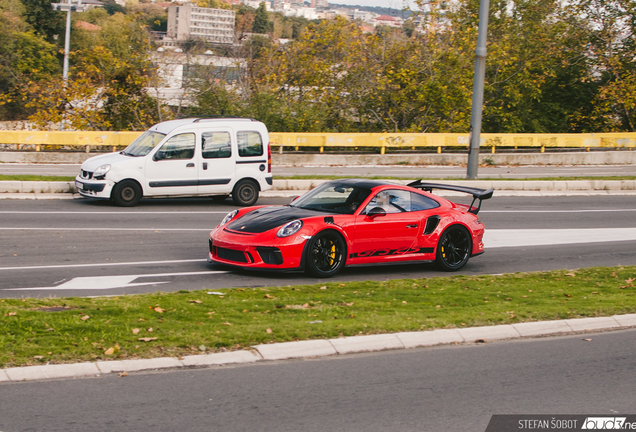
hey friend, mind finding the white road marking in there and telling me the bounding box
[5,270,228,291]
[480,209,636,213]
[484,228,636,248]
[0,211,228,214]
[0,228,211,231]
[0,259,208,271]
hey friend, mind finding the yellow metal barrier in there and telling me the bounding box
[1,131,635,153]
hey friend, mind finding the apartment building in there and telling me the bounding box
[166,3,235,44]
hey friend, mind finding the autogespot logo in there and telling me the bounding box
[582,417,628,429]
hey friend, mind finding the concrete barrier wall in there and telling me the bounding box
[2,131,636,154]
[2,151,636,166]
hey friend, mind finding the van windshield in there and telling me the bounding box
[121,131,166,157]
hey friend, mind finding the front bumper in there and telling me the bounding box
[208,229,308,270]
[74,177,113,199]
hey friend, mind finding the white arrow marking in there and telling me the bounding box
[5,270,228,291]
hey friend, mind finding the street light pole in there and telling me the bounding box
[466,0,490,180]
[62,0,72,81]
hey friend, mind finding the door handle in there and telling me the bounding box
[186,163,195,168]
[203,162,208,170]
[406,224,418,228]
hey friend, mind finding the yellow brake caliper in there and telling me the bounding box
[329,242,336,265]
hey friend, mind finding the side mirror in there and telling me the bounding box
[367,207,386,218]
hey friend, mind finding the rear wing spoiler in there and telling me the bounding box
[407,180,494,215]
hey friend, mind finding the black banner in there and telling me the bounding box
[485,415,636,432]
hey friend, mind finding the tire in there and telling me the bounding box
[212,195,229,202]
[304,230,347,278]
[436,225,472,271]
[232,179,259,206]
[112,180,142,207]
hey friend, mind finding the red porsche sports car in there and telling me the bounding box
[208,179,493,277]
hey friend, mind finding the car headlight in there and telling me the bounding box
[277,220,303,237]
[220,210,239,226]
[93,164,111,179]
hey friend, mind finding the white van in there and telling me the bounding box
[75,118,273,206]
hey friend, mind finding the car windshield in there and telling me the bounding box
[290,182,372,215]
[121,130,166,157]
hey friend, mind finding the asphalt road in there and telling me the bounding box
[1,195,636,298]
[1,162,635,178]
[1,328,635,432]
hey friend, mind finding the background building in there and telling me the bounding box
[166,4,235,44]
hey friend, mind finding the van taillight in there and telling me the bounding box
[267,142,271,173]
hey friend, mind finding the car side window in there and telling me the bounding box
[202,132,231,159]
[363,189,411,214]
[155,133,195,160]
[410,192,440,211]
[237,131,263,157]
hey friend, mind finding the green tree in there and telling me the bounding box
[20,0,65,43]
[252,2,270,34]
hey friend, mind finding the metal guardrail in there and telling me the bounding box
[1,131,635,154]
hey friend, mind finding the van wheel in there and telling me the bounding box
[232,180,259,206]
[112,180,142,207]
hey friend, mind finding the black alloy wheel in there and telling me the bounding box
[232,179,259,206]
[436,225,472,271]
[112,180,142,207]
[305,230,347,277]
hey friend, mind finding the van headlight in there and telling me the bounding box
[220,210,238,226]
[277,220,303,237]
[93,164,111,179]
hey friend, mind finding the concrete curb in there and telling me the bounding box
[2,314,635,382]
[1,179,636,199]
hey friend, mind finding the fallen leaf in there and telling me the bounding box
[8,312,17,316]
[320,286,327,290]
[266,328,273,333]
[564,293,572,297]
[138,337,158,342]
[189,300,203,304]
[33,355,44,359]
[147,327,153,332]
[303,303,310,308]
[625,278,635,284]
[118,372,128,377]
[341,302,354,307]
[153,307,165,313]
[81,315,90,321]
[222,322,232,326]
[583,338,592,342]
[565,273,576,277]
[138,318,146,322]
[132,328,140,335]
[264,294,276,299]
[104,347,115,355]
[402,301,407,304]
[436,305,441,308]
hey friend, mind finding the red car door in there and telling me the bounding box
[350,189,423,263]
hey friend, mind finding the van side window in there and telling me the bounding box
[155,133,195,160]
[202,132,231,159]
[237,131,263,157]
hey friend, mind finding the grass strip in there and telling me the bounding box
[0,175,76,182]
[1,266,635,368]
[2,174,636,183]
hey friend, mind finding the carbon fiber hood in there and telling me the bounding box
[226,206,327,234]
